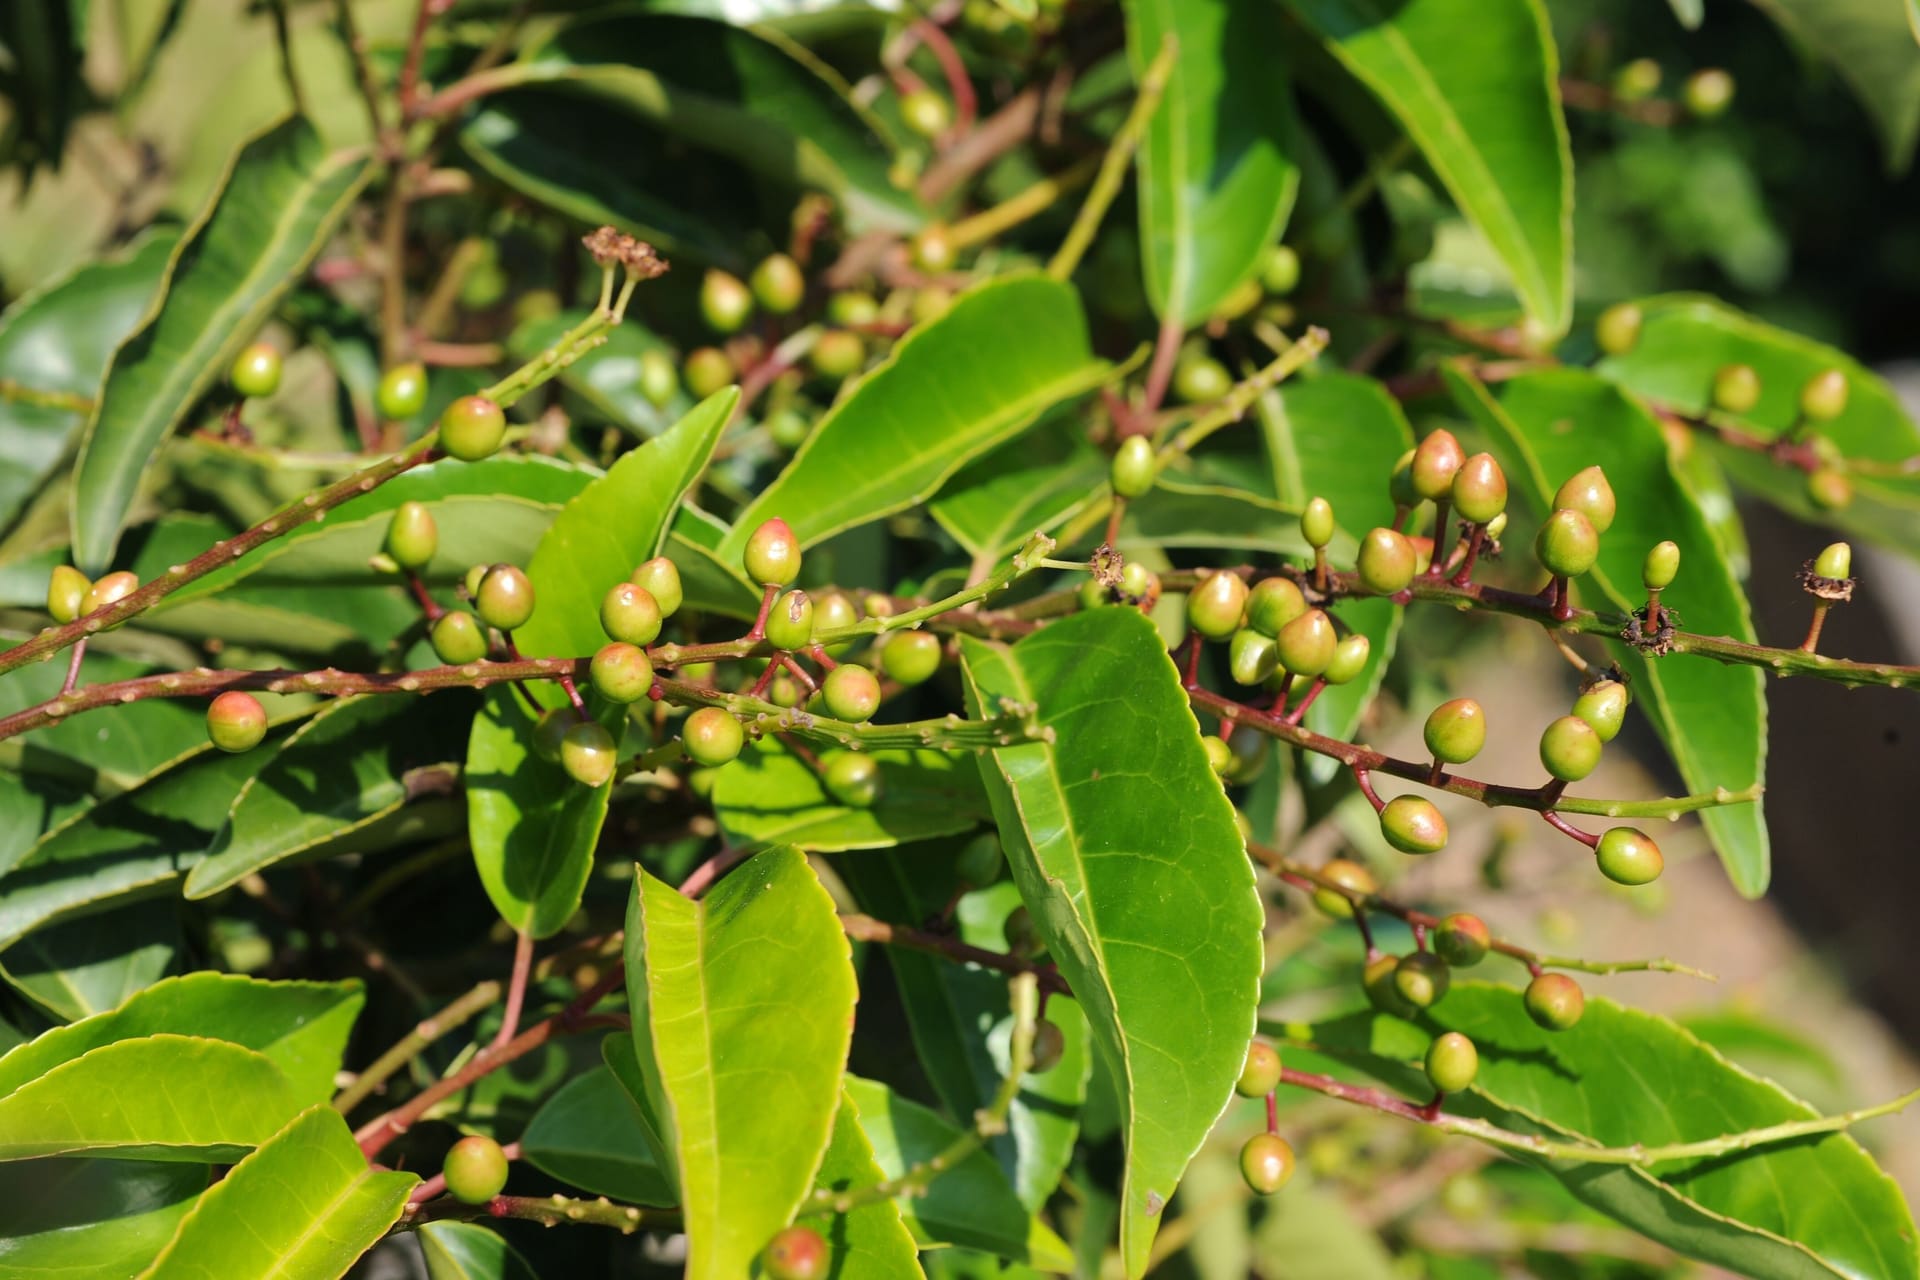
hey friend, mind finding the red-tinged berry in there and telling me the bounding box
[1110,435,1156,498]
[1595,827,1664,885]
[443,1135,510,1205]
[751,253,805,315]
[1525,972,1585,1031]
[1275,608,1336,678]
[1240,1133,1295,1195]
[1534,509,1599,579]
[684,347,735,400]
[822,664,881,722]
[1357,528,1417,594]
[1324,633,1371,685]
[824,751,882,807]
[1425,1031,1478,1093]
[82,570,139,615]
[1424,698,1486,765]
[1237,1041,1282,1097]
[591,643,654,703]
[1188,571,1249,640]
[1595,302,1643,355]
[439,395,507,461]
[700,269,754,334]
[810,329,865,381]
[764,589,815,651]
[764,1226,827,1280]
[638,349,678,408]
[901,88,953,138]
[207,691,267,752]
[1031,1019,1066,1073]
[46,565,88,623]
[561,720,616,787]
[1435,913,1490,967]
[1245,577,1307,637]
[430,611,488,665]
[385,501,438,570]
[1410,429,1465,502]
[631,557,683,618]
[881,630,942,686]
[1808,468,1853,511]
[229,342,282,399]
[1712,363,1761,414]
[682,707,745,767]
[744,518,802,586]
[1684,68,1735,118]
[1451,453,1507,524]
[1572,680,1629,743]
[1380,795,1447,854]
[1173,355,1232,405]
[1800,368,1849,422]
[1553,466,1616,535]
[1394,950,1451,1008]
[1261,244,1301,295]
[1300,496,1335,549]
[376,362,429,420]
[1229,628,1278,686]
[1539,714,1603,782]
[475,564,535,632]
[601,582,663,646]
[1313,858,1376,919]
[1643,541,1679,591]
[1814,541,1853,581]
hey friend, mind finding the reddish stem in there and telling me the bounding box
[745,583,779,642]
[490,932,535,1050]
[1352,767,1386,813]
[1542,810,1599,849]
[1283,678,1326,726]
[59,639,86,697]
[406,571,446,622]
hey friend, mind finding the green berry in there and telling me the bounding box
[764,589,815,651]
[1313,858,1375,919]
[700,269,754,333]
[911,226,957,274]
[531,707,572,762]
[561,719,617,787]
[822,664,881,722]
[1684,68,1735,118]
[768,671,802,707]
[1202,734,1234,776]
[824,751,883,807]
[1612,57,1661,103]
[1119,562,1157,601]
[206,691,267,753]
[1434,913,1490,967]
[1394,950,1451,1008]
[764,1226,827,1280]
[1410,429,1465,502]
[1110,435,1156,498]
[827,291,879,327]
[464,564,488,600]
[439,395,507,461]
[1814,541,1853,581]
[956,833,1002,888]
[1594,302,1644,355]
[1539,714,1603,782]
[1239,1133,1295,1196]
[46,565,89,623]
[1524,973,1585,1031]
[684,347,736,399]
[912,287,952,324]
[591,643,655,703]
[601,582,663,646]
[81,569,138,615]
[810,329,865,380]
[768,408,809,450]
[813,591,859,655]
[631,557,684,618]
[1003,904,1043,958]
[1188,571,1249,640]
[1229,628,1279,686]
[1246,577,1307,637]
[1173,355,1232,405]
[475,564,535,632]
[1274,609,1336,678]
[1572,680,1629,743]
[443,1135,510,1205]
[1712,363,1761,414]
[1423,698,1486,765]
[744,518,802,586]
[1425,1031,1478,1093]
[1364,952,1418,1018]
[1643,541,1680,591]
[638,348,679,407]
[1800,368,1849,422]
[751,253,806,314]
[229,342,282,399]
[1451,453,1507,524]
[1357,528,1417,594]
[901,88,953,138]
[1380,795,1447,854]
[1552,466,1616,535]
[682,707,745,767]
[1261,243,1301,295]
[1534,509,1599,578]
[880,630,941,686]
[1237,1041,1283,1097]
[1808,467,1854,511]
[430,611,489,664]
[1031,1019,1066,1073]
[376,362,429,420]
[1323,633,1371,685]
[385,501,438,570]
[1300,497,1335,549]
[1596,827,1664,885]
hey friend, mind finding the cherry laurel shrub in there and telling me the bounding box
[0,2,1916,1277]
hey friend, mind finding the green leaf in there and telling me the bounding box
[509,310,691,438]
[796,1089,927,1280]
[842,1076,1075,1271]
[713,742,988,852]
[1284,0,1572,333]
[958,608,1265,1277]
[0,896,179,1022]
[0,971,363,1105]
[188,694,470,900]
[624,848,856,1278]
[1250,1177,1398,1279]
[1125,0,1300,328]
[0,645,212,805]
[138,1105,415,1278]
[722,274,1109,555]
[1445,365,1770,895]
[1753,0,1920,171]
[0,1035,303,1161]
[0,230,176,534]
[0,772,89,889]
[1118,480,1315,558]
[928,415,1108,561]
[68,118,373,571]
[420,1222,543,1280]
[519,1065,675,1206]
[0,1159,206,1279]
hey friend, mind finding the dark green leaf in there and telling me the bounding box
[0,1158,206,1279]
[928,416,1107,561]
[0,896,179,1022]
[1119,480,1314,557]
[796,1088,927,1280]
[420,1222,543,1280]
[0,645,211,805]
[519,1065,675,1206]
[509,310,691,438]
[1752,0,1920,171]
[712,741,988,851]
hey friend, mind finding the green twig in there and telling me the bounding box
[333,979,502,1114]
[0,379,94,413]
[1049,36,1176,281]
[400,1193,682,1234]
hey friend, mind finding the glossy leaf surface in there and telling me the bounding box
[519,1065,675,1206]
[420,1222,543,1280]
[0,1158,205,1279]
[795,1088,927,1280]
[712,742,989,852]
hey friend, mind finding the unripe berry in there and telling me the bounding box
[1237,1041,1283,1097]
[1799,368,1849,422]
[1324,633,1371,685]
[824,751,883,807]
[1003,905,1043,958]
[1274,609,1336,677]
[743,518,801,587]
[1485,511,1508,541]
[1451,453,1507,525]
[229,342,282,399]
[1261,243,1301,295]
[600,582,663,646]
[1425,1031,1478,1094]
[1596,827,1664,885]
[1594,301,1644,355]
[46,565,89,622]
[956,833,1002,888]
[1410,429,1465,502]
[1228,628,1279,686]
[1110,435,1156,498]
[531,707,572,762]
[561,719,617,786]
[476,564,535,632]
[1571,680,1629,742]
[631,557,684,617]
[1814,541,1853,581]
[1423,698,1486,765]
[1173,355,1232,404]
[881,630,941,686]
[1394,950,1451,1008]
[376,362,429,420]
[591,643,654,703]
[911,226,957,274]
[764,589,815,650]
[1246,577,1307,637]
[1712,363,1761,414]
[1313,858,1375,919]
[700,269,754,333]
[767,408,809,452]
[638,349,679,407]
[822,664,881,722]
[1553,466,1616,536]
[1539,714,1603,782]
[1612,57,1661,102]
[1300,497,1335,549]
[810,330,865,381]
[1357,528,1417,594]
[684,347,735,399]
[828,291,879,327]
[912,287,952,324]
[1119,562,1159,604]
[1534,509,1599,578]
[751,253,806,315]
[1524,972,1585,1031]
[682,707,745,766]
[900,88,953,138]
[1030,1019,1066,1073]
[1363,952,1417,1018]
[1684,68,1735,118]
[431,611,488,664]
[443,1135,510,1205]
[1187,571,1248,639]
[1434,913,1490,967]
[82,570,139,615]
[1202,735,1233,776]
[763,1225,827,1280]
[1808,468,1853,511]
[1643,540,1680,591]
[768,671,802,708]
[385,501,438,570]
[439,396,507,461]
[813,591,858,655]
[1239,1133,1295,1196]
[1380,795,1447,854]
[206,691,267,752]
[464,564,488,600]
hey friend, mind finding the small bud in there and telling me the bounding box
[1229,628,1279,686]
[1423,698,1486,765]
[1813,541,1853,581]
[1110,435,1156,498]
[1534,509,1599,579]
[750,253,806,315]
[1323,633,1371,685]
[1594,301,1644,356]
[1410,429,1466,502]
[475,564,536,631]
[601,582,663,646]
[1643,541,1680,591]
[46,565,89,623]
[1356,527,1417,594]
[1451,454,1507,524]
[1187,571,1249,640]
[1684,68,1735,119]
[1274,609,1336,678]
[206,691,268,753]
[1379,795,1448,854]
[81,570,139,616]
[1595,827,1664,885]
[1524,972,1585,1031]
[763,589,815,651]
[1485,511,1509,541]
[1539,714,1603,782]
[1300,497,1335,549]
[823,751,883,807]
[743,518,802,586]
[561,720,617,787]
[1807,468,1853,511]
[1425,1030,1478,1093]
[631,557,684,617]
[385,501,438,570]
[1552,466,1616,535]
[1712,363,1761,415]
[1434,913,1490,967]
[1571,680,1630,743]
[1312,858,1375,919]
[700,269,754,333]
